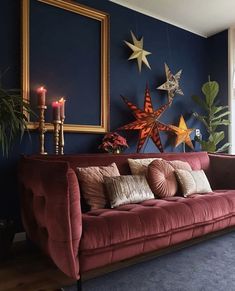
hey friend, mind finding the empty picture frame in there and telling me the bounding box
[22,0,110,132]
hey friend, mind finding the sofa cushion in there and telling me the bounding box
[128,158,161,175]
[147,159,192,198]
[76,163,120,210]
[80,190,235,251]
[104,175,154,208]
[175,169,212,197]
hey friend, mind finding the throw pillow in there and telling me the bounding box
[147,159,192,198]
[76,163,120,210]
[128,158,162,175]
[175,169,212,197]
[104,175,154,208]
[168,160,192,171]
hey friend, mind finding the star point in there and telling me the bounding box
[124,31,152,72]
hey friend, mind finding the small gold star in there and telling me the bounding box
[157,63,183,103]
[170,115,194,149]
[124,31,151,72]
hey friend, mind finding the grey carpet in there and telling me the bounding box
[63,232,235,291]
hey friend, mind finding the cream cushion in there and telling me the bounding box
[128,158,162,175]
[175,169,212,197]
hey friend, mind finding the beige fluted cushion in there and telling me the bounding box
[104,175,155,208]
[175,169,212,197]
[77,163,120,209]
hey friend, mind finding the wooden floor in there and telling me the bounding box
[0,242,74,291]
[1,227,235,291]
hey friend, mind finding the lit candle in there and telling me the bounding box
[52,101,60,121]
[59,97,66,119]
[37,86,47,106]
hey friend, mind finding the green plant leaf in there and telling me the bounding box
[212,111,230,121]
[192,95,208,111]
[200,140,216,152]
[211,105,229,115]
[216,143,230,153]
[202,80,219,107]
[209,131,224,146]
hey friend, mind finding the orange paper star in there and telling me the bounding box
[118,85,172,153]
[170,115,194,149]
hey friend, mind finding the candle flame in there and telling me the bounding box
[37,86,47,93]
[59,97,66,103]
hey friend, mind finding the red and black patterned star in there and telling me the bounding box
[118,84,172,152]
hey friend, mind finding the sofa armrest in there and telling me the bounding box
[209,153,235,190]
[19,157,82,280]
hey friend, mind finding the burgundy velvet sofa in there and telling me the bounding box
[19,151,235,286]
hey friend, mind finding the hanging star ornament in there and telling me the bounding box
[157,63,184,103]
[170,115,194,150]
[118,85,173,153]
[124,31,152,72]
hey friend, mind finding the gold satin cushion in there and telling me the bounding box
[104,175,154,208]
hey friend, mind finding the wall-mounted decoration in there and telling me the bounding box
[157,63,183,103]
[170,115,194,150]
[118,85,172,153]
[124,31,151,72]
[22,0,110,133]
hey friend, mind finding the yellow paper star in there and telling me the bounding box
[170,115,194,149]
[157,63,184,103]
[124,31,151,72]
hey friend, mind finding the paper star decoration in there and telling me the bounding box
[124,31,151,72]
[118,85,172,153]
[157,63,184,102]
[170,115,194,149]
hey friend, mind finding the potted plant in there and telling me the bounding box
[0,69,33,259]
[0,72,32,157]
[99,132,129,154]
[192,78,230,152]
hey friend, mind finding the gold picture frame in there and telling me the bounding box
[22,0,110,133]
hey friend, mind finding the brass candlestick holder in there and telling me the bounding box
[38,105,47,155]
[53,120,61,155]
[59,117,65,155]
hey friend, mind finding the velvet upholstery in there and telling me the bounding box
[19,151,235,280]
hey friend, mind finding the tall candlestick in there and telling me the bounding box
[38,105,47,155]
[37,86,47,106]
[52,101,60,121]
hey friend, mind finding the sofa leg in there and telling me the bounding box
[77,279,82,291]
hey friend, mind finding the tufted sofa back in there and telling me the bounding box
[28,151,210,174]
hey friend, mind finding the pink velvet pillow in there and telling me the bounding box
[76,163,120,210]
[147,159,192,198]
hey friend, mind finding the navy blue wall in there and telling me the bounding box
[0,0,227,226]
[207,30,229,144]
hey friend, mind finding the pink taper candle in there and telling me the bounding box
[37,86,47,106]
[59,97,66,119]
[52,101,60,121]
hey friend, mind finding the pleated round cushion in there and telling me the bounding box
[147,159,177,198]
